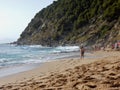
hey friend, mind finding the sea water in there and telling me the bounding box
[0,44,80,68]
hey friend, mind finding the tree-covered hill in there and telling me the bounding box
[17,0,120,46]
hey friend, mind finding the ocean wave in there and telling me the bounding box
[54,46,79,53]
[20,59,42,64]
[0,44,80,68]
[28,45,43,48]
[0,58,9,63]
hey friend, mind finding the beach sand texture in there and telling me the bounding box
[0,51,120,90]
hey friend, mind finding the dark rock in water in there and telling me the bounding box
[16,0,120,46]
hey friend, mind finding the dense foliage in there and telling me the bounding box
[17,0,120,46]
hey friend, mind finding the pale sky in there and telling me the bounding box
[0,0,54,43]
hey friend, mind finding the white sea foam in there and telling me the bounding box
[0,44,80,68]
[55,46,79,52]
[0,58,9,63]
[28,45,43,48]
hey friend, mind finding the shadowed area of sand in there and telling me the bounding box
[0,51,120,90]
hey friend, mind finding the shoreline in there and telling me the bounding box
[0,51,84,78]
[0,51,101,78]
[0,51,95,85]
[0,63,42,78]
[0,51,120,89]
[0,51,80,78]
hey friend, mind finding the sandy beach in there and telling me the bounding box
[0,51,120,90]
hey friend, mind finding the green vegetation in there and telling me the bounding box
[103,0,120,21]
[99,25,111,38]
[17,0,120,46]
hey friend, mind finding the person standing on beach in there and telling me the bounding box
[80,46,85,59]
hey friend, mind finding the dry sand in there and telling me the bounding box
[0,51,120,90]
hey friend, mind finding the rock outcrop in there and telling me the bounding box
[17,0,120,46]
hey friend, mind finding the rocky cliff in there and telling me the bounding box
[17,0,120,46]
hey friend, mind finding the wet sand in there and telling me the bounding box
[0,63,41,78]
[0,51,120,90]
